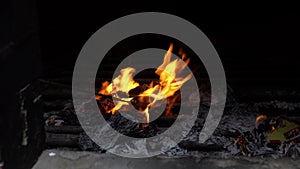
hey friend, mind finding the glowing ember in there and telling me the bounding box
[255,115,267,129]
[97,44,191,123]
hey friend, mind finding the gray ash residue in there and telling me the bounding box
[43,83,300,158]
[107,113,158,138]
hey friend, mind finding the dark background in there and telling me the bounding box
[0,1,299,95]
[0,1,300,168]
[37,2,300,91]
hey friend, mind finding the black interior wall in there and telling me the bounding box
[0,0,44,169]
[37,2,300,91]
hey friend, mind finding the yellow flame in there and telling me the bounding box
[98,67,139,114]
[139,44,192,116]
[97,44,191,123]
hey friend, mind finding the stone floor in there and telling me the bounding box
[32,149,300,169]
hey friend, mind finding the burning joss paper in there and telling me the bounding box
[234,115,300,157]
[96,44,191,124]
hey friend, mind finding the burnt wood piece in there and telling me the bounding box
[178,141,225,151]
[41,88,72,100]
[46,133,78,147]
[43,100,72,111]
[45,126,83,134]
[154,116,177,127]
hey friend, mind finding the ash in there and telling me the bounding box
[164,102,300,158]
[43,82,300,158]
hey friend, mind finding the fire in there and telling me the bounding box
[98,67,139,114]
[97,44,191,123]
[255,115,267,129]
[255,115,277,131]
[271,126,276,131]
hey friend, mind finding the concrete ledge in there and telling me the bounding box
[32,149,300,169]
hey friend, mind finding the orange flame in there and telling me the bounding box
[98,67,139,114]
[255,115,267,129]
[97,44,191,123]
[271,126,276,131]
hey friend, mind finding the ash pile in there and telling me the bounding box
[41,79,300,158]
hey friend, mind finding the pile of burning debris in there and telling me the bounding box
[42,84,300,158]
[43,89,300,158]
[41,44,300,158]
[232,115,300,157]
